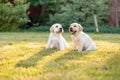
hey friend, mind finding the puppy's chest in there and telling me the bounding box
[51,37,59,43]
[72,36,80,42]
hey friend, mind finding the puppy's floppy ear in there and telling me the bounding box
[50,26,54,32]
[78,24,83,32]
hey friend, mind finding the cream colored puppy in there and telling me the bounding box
[46,23,69,50]
[69,23,96,52]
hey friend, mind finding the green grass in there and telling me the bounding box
[25,26,120,34]
[0,32,120,80]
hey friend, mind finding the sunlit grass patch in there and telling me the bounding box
[0,32,120,80]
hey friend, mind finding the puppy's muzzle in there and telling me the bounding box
[59,28,63,32]
[69,27,76,35]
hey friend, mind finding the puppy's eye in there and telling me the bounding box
[56,26,58,28]
[74,25,76,27]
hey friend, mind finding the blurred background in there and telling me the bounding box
[0,0,120,33]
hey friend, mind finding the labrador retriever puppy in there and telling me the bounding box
[46,23,69,50]
[69,23,96,52]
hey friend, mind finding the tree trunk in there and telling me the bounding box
[94,15,99,32]
[114,0,119,27]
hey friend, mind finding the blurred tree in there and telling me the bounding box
[28,0,61,6]
[27,0,64,25]
[0,0,29,31]
[0,0,109,31]
[48,0,109,27]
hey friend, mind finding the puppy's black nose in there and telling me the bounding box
[60,28,62,30]
[59,28,63,32]
[70,28,72,31]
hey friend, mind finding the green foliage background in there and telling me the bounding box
[0,0,115,32]
[47,0,109,27]
[0,0,29,31]
[27,0,109,27]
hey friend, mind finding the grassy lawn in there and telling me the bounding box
[0,32,120,80]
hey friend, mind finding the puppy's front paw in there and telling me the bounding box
[60,48,64,50]
[73,49,78,51]
[78,49,82,52]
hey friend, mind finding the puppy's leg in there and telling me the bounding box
[86,44,96,51]
[78,42,84,52]
[59,40,64,50]
[46,40,52,49]
[73,41,77,51]
[62,37,69,48]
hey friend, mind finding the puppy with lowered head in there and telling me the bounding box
[69,23,96,52]
[46,23,69,50]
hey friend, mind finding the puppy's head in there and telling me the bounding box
[69,23,83,35]
[50,23,64,34]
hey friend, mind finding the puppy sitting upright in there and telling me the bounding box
[69,23,96,52]
[46,23,69,50]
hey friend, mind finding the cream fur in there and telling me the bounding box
[46,23,69,50]
[69,23,96,52]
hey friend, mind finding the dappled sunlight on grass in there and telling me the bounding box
[0,32,120,80]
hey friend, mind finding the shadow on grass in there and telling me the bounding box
[54,51,88,61]
[42,50,91,72]
[16,48,58,68]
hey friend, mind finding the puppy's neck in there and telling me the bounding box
[51,32,62,36]
[72,31,83,36]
